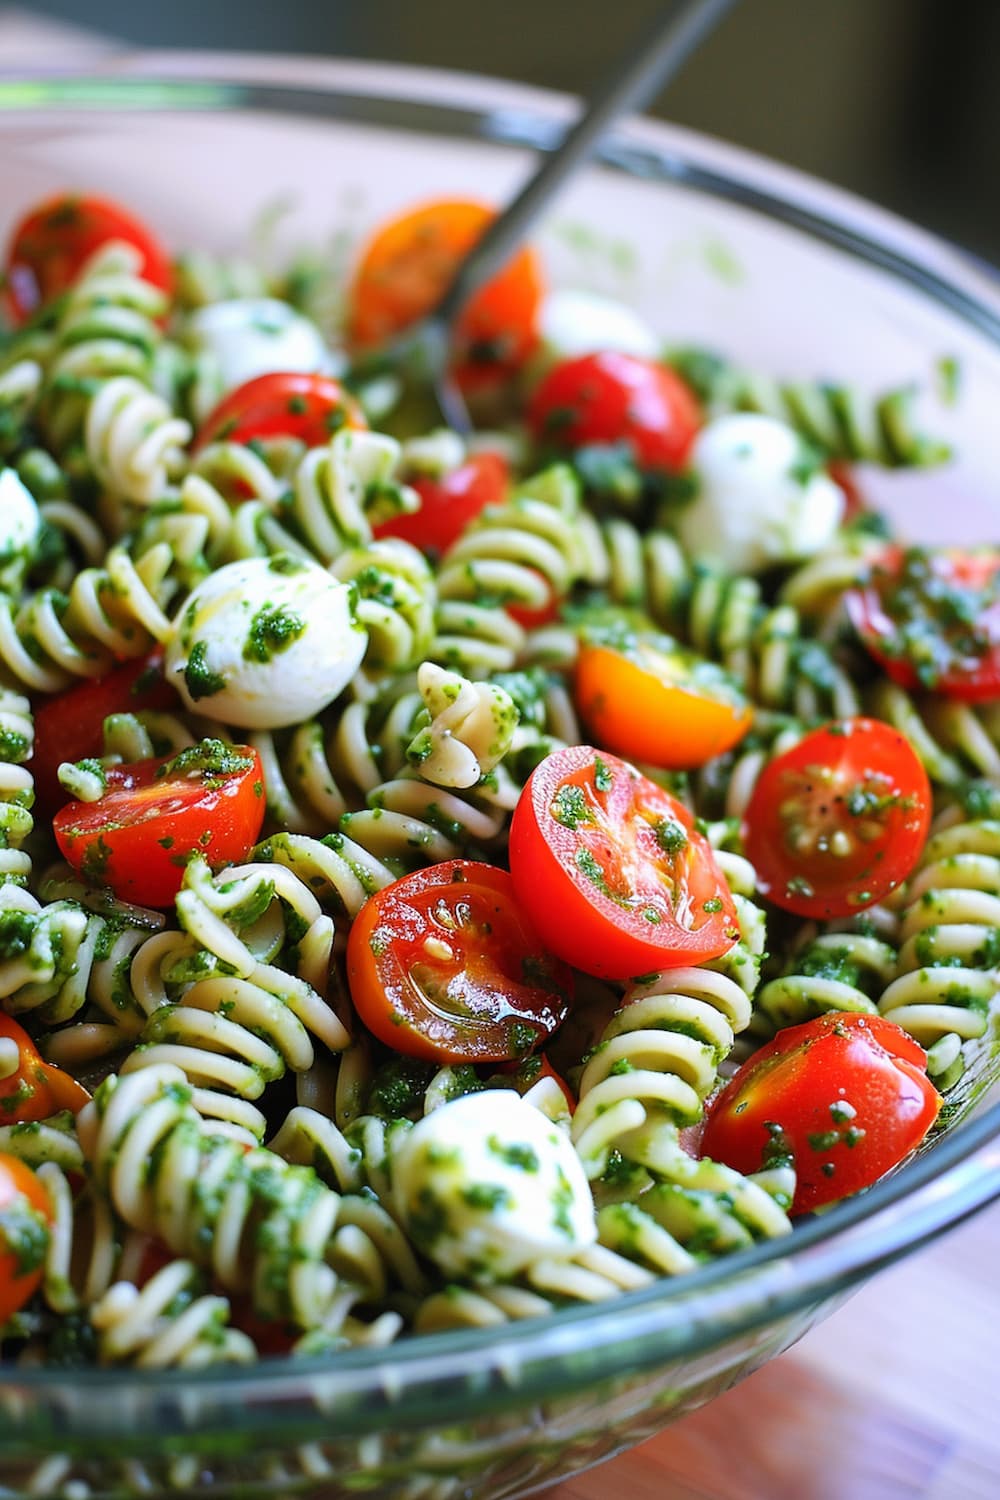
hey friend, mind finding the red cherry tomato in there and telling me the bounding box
[701,1012,941,1214]
[574,635,752,770]
[31,650,177,817]
[373,451,509,555]
[3,192,172,326]
[193,371,367,453]
[0,1155,52,1323]
[0,1012,91,1120]
[845,545,1000,702]
[528,351,701,472]
[346,859,573,1064]
[508,746,739,981]
[53,741,266,908]
[742,717,931,920]
[347,198,544,391]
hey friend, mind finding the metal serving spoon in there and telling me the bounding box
[355,0,740,432]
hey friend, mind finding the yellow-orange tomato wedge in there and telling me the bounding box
[574,638,753,770]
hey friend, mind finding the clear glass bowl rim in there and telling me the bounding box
[0,55,998,1445]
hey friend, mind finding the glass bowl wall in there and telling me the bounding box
[1,54,999,1500]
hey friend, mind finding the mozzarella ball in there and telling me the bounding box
[535,288,659,371]
[186,297,342,399]
[392,1089,596,1283]
[0,468,40,561]
[675,412,845,573]
[165,554,366,729]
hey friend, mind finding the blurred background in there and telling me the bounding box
[7,0,1000,268]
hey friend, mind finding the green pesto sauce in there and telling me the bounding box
[243,604,306,664]
[184,640,226,701]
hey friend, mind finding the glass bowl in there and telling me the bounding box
[1,52,999,1500]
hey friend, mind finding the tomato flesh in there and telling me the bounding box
[574,636,752,769]
[509,746,738,981]
[53,741,266,908]
[528,351,701,472]
[373,450,509,555]
[348,198,544,390]
[346,860,573,1064]
[3,192,172,325]
[701,1012,940,1214]
[742,717,931,920]
[31,650,177,817]
[0,1154,51,1323]
[193,371,367,453]
[0,1012,90,1121]
[846,545,1000,702]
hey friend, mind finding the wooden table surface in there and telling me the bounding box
[541,1199,1000,1500]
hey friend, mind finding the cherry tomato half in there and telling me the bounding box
[0,1012,91,1121]
[31,650,177,817]
[3,192,172,326]
[347,198,545,390]
[193,371,367,453]
[373,450,509,556]
[508,746,738,981]
[845,545,1000,702]
[742,717,931,920]
[346,859,573,1064]
[701,1012,941,1214]
[53,740,266,908]
[0,1155,52,1323]
[528,351,701,472]
[574,635,752,769]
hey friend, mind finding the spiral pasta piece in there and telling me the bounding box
[0,359,43,459]
[89,1260,256,1368]
[879,818,1000,1078]
[865,680,1000,788]
[77,1064,414,1334]
[0,688,35,887]
[666,348,950,467]
[330,538,437,672]
[433,465,585,674]
[84,375,191,506]
[753,930,896,1033]
[571,964,753,1182]
[38,242,169,457]
[0,543,171,693]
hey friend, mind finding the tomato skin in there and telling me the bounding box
[528,352,701,472]
[3,193,172,326]
[574,638,752,769]
[701,1012,940,1214]
[53,742,266,908]
[742,717,931,920]
[0,1154,52,1322]
[346,860,573,1064]
[508,746,739,981]
[31,650,177,817]
[373,451,509,555]
[347,198,544,390]
[0,1012,91,1121]
[193,371,367,453]
[845,545,1000,702]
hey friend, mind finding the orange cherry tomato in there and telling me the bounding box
[845,545,1000,703]
[30,649,177,817]
[742,717,931,920]
[346,859,573,1064]
[528,351,701,472]
[53,741,266,908]
[0,1154,52,1322]
[373,450,509,556]
[0,1012,91,1121]
[3,192,172,326]
[193,371,367,453]
[574,635,752,769]
[701,1012,940,1214]
[347,198,544,390]
[508,746,739,981]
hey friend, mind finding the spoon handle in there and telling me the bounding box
[435,0,741,324]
